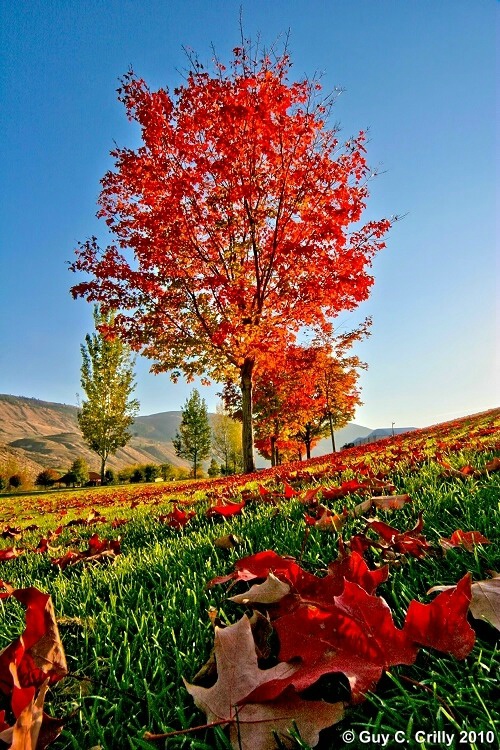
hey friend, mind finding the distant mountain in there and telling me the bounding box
[0,394,373,476]
[0,394,188,476]
[352,427,416,447]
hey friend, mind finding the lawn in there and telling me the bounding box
[0,409,498,749]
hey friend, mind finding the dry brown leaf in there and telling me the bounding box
[372,494,412,510]
[184,615,343,750]
[228,573,290,605]
[214,534,243,550]
[351,498,372,517]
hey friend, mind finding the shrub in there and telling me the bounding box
[8,474,22,489]
[35,469,60,489]
[130,467,145,483]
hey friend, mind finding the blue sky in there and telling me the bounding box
[0,0,497,428]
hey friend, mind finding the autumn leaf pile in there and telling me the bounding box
[0,409,498,748]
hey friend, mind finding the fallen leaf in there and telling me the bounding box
[351,498,372,517]
[0,548,23,561]
[0,584,68,696]
[247,581,417,704]
[484,457,500,473]
[207,550,302,589]
[228,573,291,605]
[439,530,491,552]
[372,494,411,510]
[405,573,475,658]
[51,535,120,569]
[214,534,243,550]
[0,680,48,750]
[206,501,245,518]
[184,615,343,750]
[366,514,430,558]
[304,506,348,532]
[428,573,500,631]
[158,505,195,528]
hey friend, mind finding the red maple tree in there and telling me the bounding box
[70,44,391,472]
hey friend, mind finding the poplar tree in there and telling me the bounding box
[212,403,243,475]
[78,307,139,483]
[173,389,211,478]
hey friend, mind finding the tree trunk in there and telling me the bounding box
[100,456,106,485]
[240,358,255,473]
[328,413,336,453]
[270,436,277,467]
[305,424,312,460]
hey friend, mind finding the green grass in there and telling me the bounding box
[0,415,499,749]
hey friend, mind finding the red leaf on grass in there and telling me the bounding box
[207,550,304,588]
[372,494,412,510]
[0,548,23,561]
[184,615,343,750]
[484,457,500,473]
[0,583,68,697]
[366,513,430,557]
[299,487,320,505]
[428,573,500,632]
[0,679,48,749]
[247,581,417,704]
[404,573,475,658]
[439,530,491,552]
[328,549,389,596]
[206,501,245,518]
[158,504,196,528]
[304,506,348,531]
[283,481,299,498]
[51,535,120,569]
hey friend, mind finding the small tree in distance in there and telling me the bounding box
[70,41,393,473]
[78,306,139,483]
[173,390,211,479]
[212,403,243,475]
[71,457,89,486]
[35,468,60,489]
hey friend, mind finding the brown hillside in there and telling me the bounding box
[0,395,189,475]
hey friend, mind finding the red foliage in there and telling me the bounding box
[206,501,246,518]
[0,583,67,747]
[404,574,475,658]
[158,504,196,528]
[197,544,476,740]
[440,530,491,552]
[51,534,121,569]
[70,48,391,473]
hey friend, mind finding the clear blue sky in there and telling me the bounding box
[0,0,497,428]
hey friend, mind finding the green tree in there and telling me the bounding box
[211,403,243,475]
[130,466,145,483]
[143,464,159,482]
[70,457,89,485]
[78,306,139,483]
[159,462,175,481]
[104,468,116,484]
[207,458,220,477]
[173,390,211,479]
